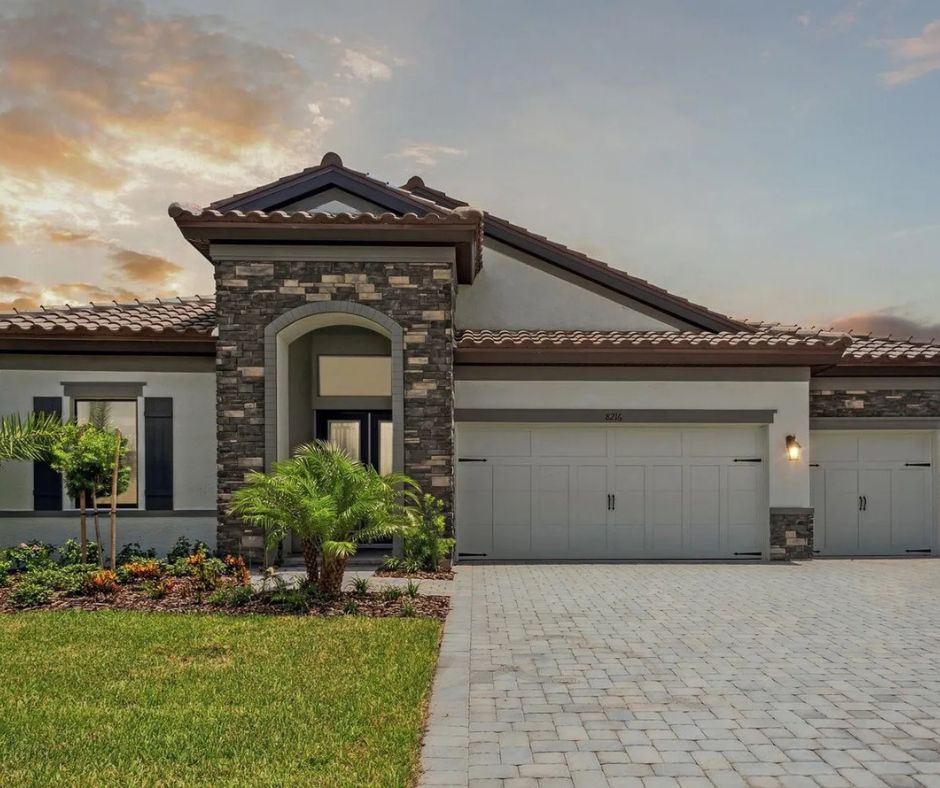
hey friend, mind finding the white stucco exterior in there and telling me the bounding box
[455,377,811,507]
[0,363,217,552]
[456,241,682,331]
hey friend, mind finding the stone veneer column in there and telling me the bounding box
[215,258,454,564]
[769,508,814,561]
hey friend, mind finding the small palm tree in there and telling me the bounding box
[229,441,418,595]
[0,412,61,466]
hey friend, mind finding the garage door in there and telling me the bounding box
[456,424,766,560]
[810,432,934,556]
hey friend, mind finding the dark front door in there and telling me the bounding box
[315,410,393,474]
[315,410,394,550]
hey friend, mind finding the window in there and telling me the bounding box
[74,400,139,506]
[318,355,391,397]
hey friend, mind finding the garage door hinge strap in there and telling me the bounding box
[733,458,762,463]
[458,457,488,462]
[905,462,931,467]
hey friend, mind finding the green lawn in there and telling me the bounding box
[0,611,442,787]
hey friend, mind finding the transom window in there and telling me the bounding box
[318,355,391,397]
[74,399,139,506]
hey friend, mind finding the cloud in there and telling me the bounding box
[797,13,811,28]
[0,275,145,312]
[877,18,940,86]
[389,144,467,168]
[339,48,393,81]
[828,308,940,341]
[109,248,183,286]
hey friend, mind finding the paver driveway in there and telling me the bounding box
[420,560,940,788]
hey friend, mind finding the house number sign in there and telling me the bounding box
[604,412,624,422]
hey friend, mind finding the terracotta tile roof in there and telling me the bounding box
[457,328,851,350]
[0,296,216,338]
[167,204,482,227]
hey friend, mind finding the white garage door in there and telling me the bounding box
[456,424,767,560]
[810,432,934,556]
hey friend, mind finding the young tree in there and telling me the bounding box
[50,424,129,566]
[230,441,418,595]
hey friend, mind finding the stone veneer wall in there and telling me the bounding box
[810,387,940,417]
[215,259,454,562]
[769,508,814,561]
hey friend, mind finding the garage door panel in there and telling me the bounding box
[457,464,493,555]
[493,465,532,527]
[891,468,930,551]
[572,465,608,555]
[811,433,859,463]
[533,428,607,458]
[609,465,646,554]
[651,465,683,553]
[459,428,532,457]
[728,465,762,553]
[825,468,860,553]
[859,433,930,463]
[859,469,891,554]
[687,465,720,553]
[533,465,570,554]
[684,428,759,458]
[612,429,681,458]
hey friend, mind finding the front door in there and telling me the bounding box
[315,410,394,551]
[315,410,393,474]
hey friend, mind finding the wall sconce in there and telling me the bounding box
[786,434,802,462]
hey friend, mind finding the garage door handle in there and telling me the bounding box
[905,462,931,467]
[606,494,611,510]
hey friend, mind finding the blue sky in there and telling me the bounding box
[1,0,938,336]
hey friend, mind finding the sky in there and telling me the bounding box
[0,0,938,338]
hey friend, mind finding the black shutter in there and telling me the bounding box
[32,396,62,511]
[144,398,173,511]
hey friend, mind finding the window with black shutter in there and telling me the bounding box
[32,396,62,511]
[144,398,173,510]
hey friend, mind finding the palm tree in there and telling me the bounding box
[229,441,418,595]
[0,412,61,466]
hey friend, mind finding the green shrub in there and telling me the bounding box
[116,542,156,565]
[270,588,310,613]
[27,566,94,596]
[405,579,421,598]
[381,586,404,602]
[208,584,253,607]
[349,577,370,596]
[0,559,11,587]
[381,494,454,574]
[400,600,417,618]
[58,539,103,567]
[142,577,176,600]
[9,582,53,608]
[342,599,359,615]
[166,536,209,563]
[3,542,55,573]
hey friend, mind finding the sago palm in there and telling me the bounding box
[229,441,418,594]
[0,412,61,466]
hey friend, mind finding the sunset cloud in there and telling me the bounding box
[877,18,940,87]
[339,48,395,82]
[829,309,940,341]
[109,248,183,286]
[0,275,146,313]
[389,143,467,168]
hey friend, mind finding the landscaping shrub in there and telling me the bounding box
[142,578,176,600]
[208,584,253,607]
[3,542,56,573]
[382,494,454,574]
[405,580,421,598]
[382,586,404,602]
[116,542,156,565]
[166,536,209,563]
[117,560,164,583]
[85,570,119,595]
[8,582,53,608]
[222,555,250,586]
[350,577,370,596]
[58,539,103,567]
[0,559,11,587]
[400,601,417,617]
[28,566,94,596]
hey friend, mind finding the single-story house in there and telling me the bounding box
[1,152,938,562]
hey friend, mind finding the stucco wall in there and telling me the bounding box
[455,377,811,507]
[0,365,216,512]
[456,240,682,331]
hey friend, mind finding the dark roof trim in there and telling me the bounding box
[402,179,746,333]
[0,337,215,355]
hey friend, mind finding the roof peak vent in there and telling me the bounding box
[320,151,343,167]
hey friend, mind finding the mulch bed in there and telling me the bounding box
[374,569,455,580]
[0,580,449,621]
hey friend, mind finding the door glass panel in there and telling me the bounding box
[377,421,393,476]
[328,420,361,461]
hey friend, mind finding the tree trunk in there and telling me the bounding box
[318,555,346,597]
[301,538,319,584]
[79,490,88,563]
[91,491,103,568]
[109,430,120,569]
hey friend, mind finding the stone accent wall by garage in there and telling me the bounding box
[770,508,814,561]
[215,259,455,563]
[811,388,940,418]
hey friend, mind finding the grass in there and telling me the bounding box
[0,611,442,787]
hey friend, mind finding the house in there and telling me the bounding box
[1,152,938,562]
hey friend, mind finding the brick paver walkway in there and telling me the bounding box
[420,561,940,787]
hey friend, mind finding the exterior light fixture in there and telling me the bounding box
[786,435,802,462]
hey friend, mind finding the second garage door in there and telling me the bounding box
[456,424,767,560]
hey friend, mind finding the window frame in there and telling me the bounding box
[72,397,141,509]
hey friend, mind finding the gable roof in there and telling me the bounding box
[198,153,746,333]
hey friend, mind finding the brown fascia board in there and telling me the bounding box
[813,363,940,378]
[401,180,747,334]
[0,335,215,355]
[454,346,849,367]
